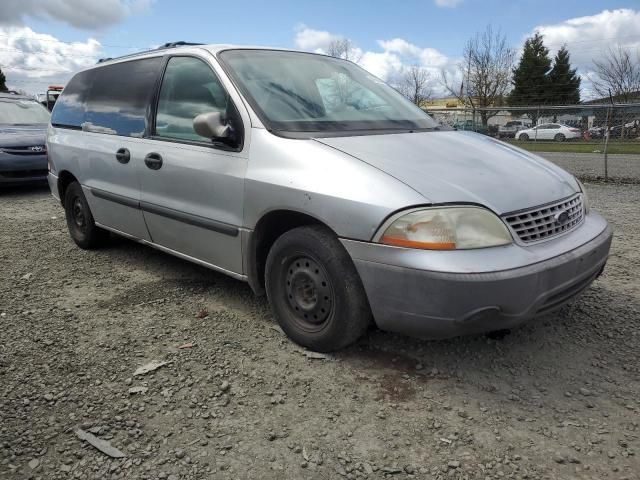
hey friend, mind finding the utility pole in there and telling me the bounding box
[603,89,614,182]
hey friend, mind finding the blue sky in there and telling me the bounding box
[24,0,640,58]
[1,0,640,97]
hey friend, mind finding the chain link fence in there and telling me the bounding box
[425,103,640,182]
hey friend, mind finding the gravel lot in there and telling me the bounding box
[539,153,640,183]
[1,180,639,480]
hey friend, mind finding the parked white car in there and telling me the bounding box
[498,120,531,138]
[517,123,582,142]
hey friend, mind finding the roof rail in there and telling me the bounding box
[96,41,203,64]
[161,41,204,48]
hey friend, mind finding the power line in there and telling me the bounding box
[0,65,74,73]
[7,78,66,84]
[0,32,147,50]
[0,46,103,59]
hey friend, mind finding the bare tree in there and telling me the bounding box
[591,46,640,102]
[326,38,361,63]
[441,25,514,125]
[397,65,432,106]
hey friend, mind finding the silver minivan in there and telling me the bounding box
[47,43,612,351]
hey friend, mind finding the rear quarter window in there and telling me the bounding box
[51,57,163,137]
[51,70,93,129]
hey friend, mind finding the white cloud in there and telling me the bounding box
[1,26,101,94]
[378,38,449,68]
[434,0,463,7]
[294,25,341,53]
[293,25,457,95]
[529,8,640,99]
[532,8,640,67]
[0,0,152,30]
[359,51,404,80]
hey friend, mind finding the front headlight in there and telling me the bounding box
[376,206,513,250]
[576,178,590,214]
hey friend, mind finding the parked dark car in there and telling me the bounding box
[589,120,639,140]
[0,93,50,186]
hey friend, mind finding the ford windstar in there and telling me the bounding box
[47,43,612,351]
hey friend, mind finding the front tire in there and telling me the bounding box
[64,182,108,249]
[265,226,372,352]
[519,133,529,141]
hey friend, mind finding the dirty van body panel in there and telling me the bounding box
[243,128,427,240]
[314,130,579,215]
[138,140,248,274]
[48,128,152,241]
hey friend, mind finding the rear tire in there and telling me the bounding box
[554,133,565,142]
[519,133,529,141]
[265,225,372,352]
[64,182,108,249]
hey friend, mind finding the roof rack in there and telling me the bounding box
[161,41,203,48]
[96,41,204,64]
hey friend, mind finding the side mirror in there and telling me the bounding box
[193,112,231,139]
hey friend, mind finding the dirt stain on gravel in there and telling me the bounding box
[376,373,416,401]
[343,346,422,401]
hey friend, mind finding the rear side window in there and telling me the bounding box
[51,70,94,129]
[51,57,163,137]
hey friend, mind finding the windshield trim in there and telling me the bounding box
[217,48,438,138]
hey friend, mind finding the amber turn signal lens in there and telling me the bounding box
[380,235,456,250]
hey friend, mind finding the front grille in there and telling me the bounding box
[503,194,584,244]
[1,145,47,155]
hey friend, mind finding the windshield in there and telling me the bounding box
[219,49,439,136]
[0,99,50,125]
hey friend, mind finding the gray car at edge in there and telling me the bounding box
[46,44,612,351]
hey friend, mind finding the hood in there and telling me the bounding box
[0,125,47,147]
[314,131,579,215]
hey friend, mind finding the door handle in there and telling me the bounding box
[144,152,163,170]
[115,148,130,164]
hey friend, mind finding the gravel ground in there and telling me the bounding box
[1,181,639,480]
[538,153,640,183]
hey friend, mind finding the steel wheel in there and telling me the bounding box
[72,196,87,232]
[284,255,335,331]
[265,225,372,352]
[64,181,108,249]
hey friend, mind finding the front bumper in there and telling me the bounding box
[48,172,61,202]
[342,213,612,339]
[0,153,48,185]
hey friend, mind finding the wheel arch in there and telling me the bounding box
[57,170,79,205]
[246,209,336,296]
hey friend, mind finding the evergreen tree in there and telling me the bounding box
[509,33,552,106]
[0,67,7,92]
[548,46,581,104]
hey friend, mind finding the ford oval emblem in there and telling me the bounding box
[554,210,570,226]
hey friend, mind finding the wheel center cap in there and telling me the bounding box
[292,273,317,311]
